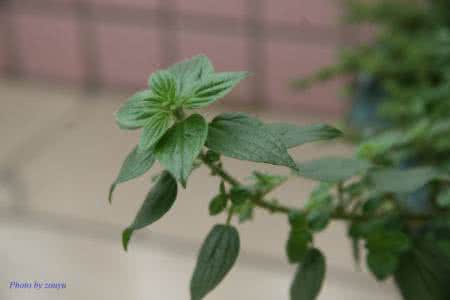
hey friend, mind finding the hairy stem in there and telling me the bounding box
[200,152,437,223]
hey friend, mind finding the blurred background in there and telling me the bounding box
[0,0,399,299]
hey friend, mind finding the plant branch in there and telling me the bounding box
[200,152,439,224]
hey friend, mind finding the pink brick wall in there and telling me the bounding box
[14,14,83,82]
[266,41,342,114]
[175,0,247,19]
[2,0,346,115]
[96,23,161,88]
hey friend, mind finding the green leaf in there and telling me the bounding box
[115,90,165,130]
[155,114,208,187]
[268,123,342,149]
[183,72,249,109]
[168,55,214,84]
[367,251,398,280]
[371,167,440,194]
[148,70,178,103]
[190,224,240,300]
[109,146,155,203]
[206,113,297,170]
[395,241,450,300]
[138,111,173,151]
[437,187,450,208]
[286,228,312,263]
[290,248,326,300]
[237,200,254,223]
[296,157,371,182]
[366,230,411,254]
[229,186,251,206]
[305,183,334,232]
[209,194,228,216]
[122,171,177,251]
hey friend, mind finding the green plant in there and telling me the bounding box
[109,55,450,300]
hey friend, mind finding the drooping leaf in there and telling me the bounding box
[155,114,208,186]
[122,171,177,251]
[148,70,178,103]
[190,224,240,300]
[287,212,312,263]
[267,123,342,149]
[371,167,440,194]
[206,113,297,170]
[287,229,312,264]
[395,241,450,300]
[209,194,228,216]
[138,111,173,151]
[183,72,249,109]
[290,248,326,300]
[296,157,371,183]
[109,146,155,203]
[115,90,165,130]
[367,251,398,280]
[366,230,411,254]
[305,183,334,232]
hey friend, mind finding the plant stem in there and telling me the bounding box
[200,153,437,223]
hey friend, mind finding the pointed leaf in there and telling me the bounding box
[190,224,240,300]
[296,157,370,182]
[115,90,165,130]
[109,146,155,203]
[268,123,342,149]
[367,251,398,280]
[148,70,178,102]
[290,248,326,300]
[183,72,249,109]
[138,111,173,151]
[168,55,214,96]
[155,114,208,186]
[206,113,297,170]
[122,171,177,251]
[371,167,440,194]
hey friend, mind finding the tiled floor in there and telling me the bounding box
[0,79,399,299]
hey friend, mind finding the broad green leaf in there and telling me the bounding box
[109,146,155,203]
[138,111,173,151]
[366,230,411,254]
[155,114,208,187]
[115,90,165,130]
[437,187,450,208]
[191,224,240,300]
[367,251,398,280]
[296,157,370,182]
[183,72,249,109]
[395,241,450,300]
[268,123,342,149]
[206,113,297,170]
[148,70,178,103]
[290,248,326,300]
[168,55,214,83]
[122,171,177,251]
[209,194,228,216]
[168,55,214,96]
[371,167,440,194]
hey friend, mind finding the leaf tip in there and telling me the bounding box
[122,228,134,252]
[108,183,117,204]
